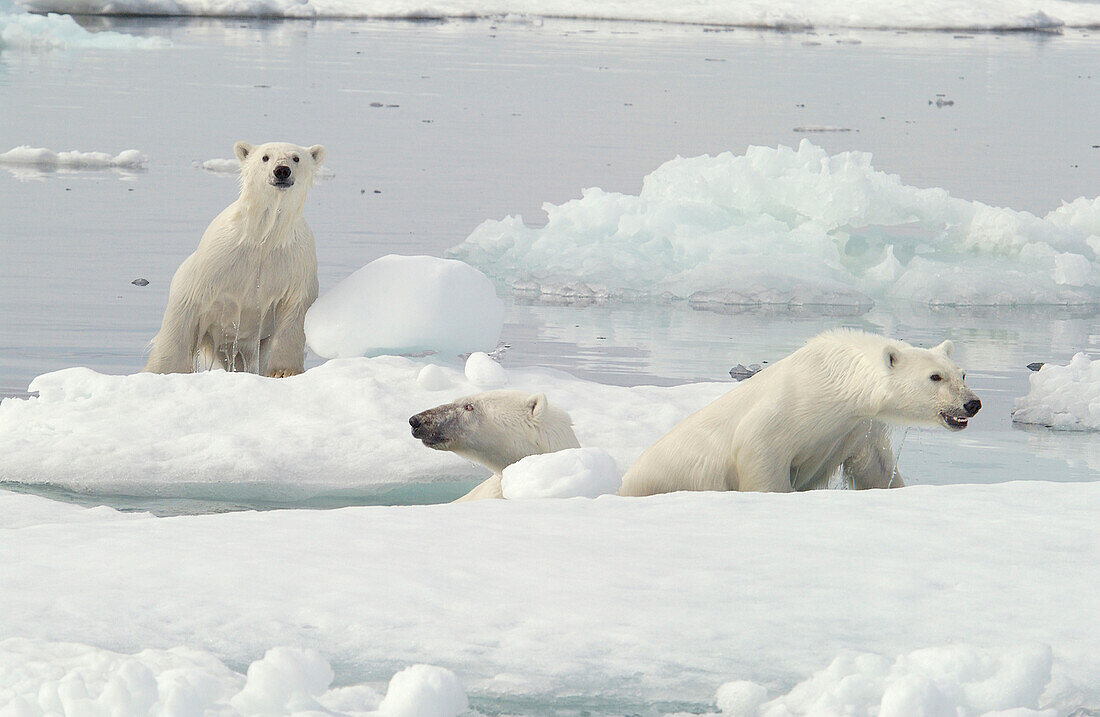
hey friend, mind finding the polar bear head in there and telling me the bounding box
[879,339,981,431]
[409,390,581,474]
[233,141,325,197]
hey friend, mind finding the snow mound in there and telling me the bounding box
[449,140,1100,308]
[718,644,1054,716]
[378,664,468,717]
[0,0,165,49]
[0,639,472,716]
[0,357,726,500]
[230,646,334,714]
[305,255,504,359]
[501,447,621,499]
[16,0,1100,30]
[1012,353,1100,431]
[0,145,147,170]
[464,351,508,387]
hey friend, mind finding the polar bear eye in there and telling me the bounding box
[292,155,300,163]
[930,373,943,382]
[261,155,269,162]
[463,403,474,412]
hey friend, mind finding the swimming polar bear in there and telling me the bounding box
[409,390,581,501]
[144,141,325,377]
[619,329,981,495]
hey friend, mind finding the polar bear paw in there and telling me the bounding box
[267,368,301,379]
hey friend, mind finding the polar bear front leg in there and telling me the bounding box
[263,300,308,378]
[843,421,905,489]
[143,299,201,374]
[733,444,794,492]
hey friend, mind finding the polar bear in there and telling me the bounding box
[619,329,981,496]
[409,390,581,501]
[143,141,325,377]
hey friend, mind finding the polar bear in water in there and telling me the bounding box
[410,390,580,501]
[144,141,325,377]
[620,329,981,495]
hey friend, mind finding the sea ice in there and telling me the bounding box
[376,665,468,717]
[449,140,1100,308]
[1,483,1096,711]
[0,0,165,49]
[305,255,504,360]
[500,446,621,499]
[0,357,727,500]
[0,145,147,170]
[1011,353,1100,431]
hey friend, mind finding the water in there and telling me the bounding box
[1,17,1098,514]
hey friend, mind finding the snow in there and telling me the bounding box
[1012,353,1100,431]
[1,482,1096,712]
[448,140,1100,308]
[0,1,163,49]
[463,351,507,387]
[501,446,621,499]
[0,146,147,170]
[305,255,504,360]
[0,356,726,500]
[0,639,471,716]
[15,0,1100,30]
[376,665,467,717]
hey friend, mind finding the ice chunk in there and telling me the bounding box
[0,0,166,49]
[305,254,504,359]
[449,140,1100,307]
[377,664,468,717]
[0,145,147,169]
[715,680,768,715]
[416,363,452,391]
[1012,353,1100,431]
[464,351,507,387]
[229,647,333,714]
[501,447,621,499]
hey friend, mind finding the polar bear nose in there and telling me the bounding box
[963,399,981,417]
[409,415,422,429]
[273,165,292,181]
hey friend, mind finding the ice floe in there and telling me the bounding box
[449,141,1100,309]
[1012,353,1100,431]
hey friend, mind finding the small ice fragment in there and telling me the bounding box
[131,278,149,286]
[464,352,507,387]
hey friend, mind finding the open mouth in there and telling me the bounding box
[940,411,969,430]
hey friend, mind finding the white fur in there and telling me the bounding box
[144,141,325,377]
[409,390,581,501]
[619,329,981,496]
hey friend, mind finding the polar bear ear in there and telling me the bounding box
[526,393,547,419]
[309,145,325,165]
[234,142,254,162]
[883,346,900,370]
[932,340,954,358]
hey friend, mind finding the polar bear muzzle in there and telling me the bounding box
[270,164,294,188]
[939,398,982,431]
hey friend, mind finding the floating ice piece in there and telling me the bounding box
[715,680,768,716]
[464,351,507,387]
[1011,353,1100,431]
[449,140,1100,308]
[500,446,621,499]
[0,145,147,170]
[305,255,504,359]
[230,647,333,715]
[0,0,166,49]
[377,664,468,717]
[15,0,1100,30]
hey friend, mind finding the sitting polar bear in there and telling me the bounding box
[410,390,580,501]
[619,329,981,496]
[144,141,325,377]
